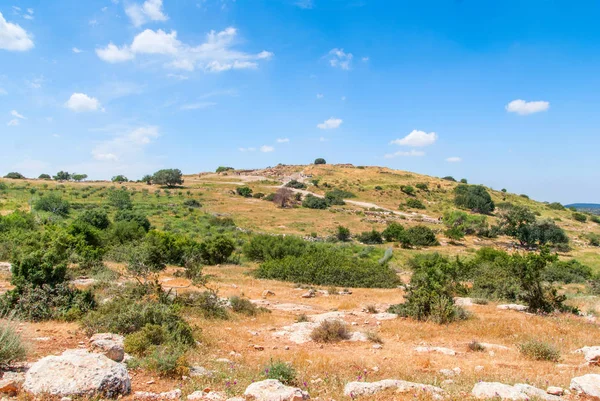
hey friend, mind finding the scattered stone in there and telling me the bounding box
[574,346,600,365]
[22,349,130,397]
[309,312,346,323]
[439,368,461,377]
[373,313,397,321]
[497,304,528,312]
[269,303,314,312]
[338,289,352,295]
[244,379,309,401]
[70,277,96,286]
[454,297,474,306]
[262,290,275,298]
[348,332,368,342]
[472,382,560,401]
[479,343,510,351]
[134,389,182,400]
[89,333,125,362]
[414,346,457,356]
[546,387,564,396]
[301,289,316,299]
[188,390,226,400]
[190,366,214,378]
[570,374,600,398]
[344,380,444,399]
[372,344,382,350]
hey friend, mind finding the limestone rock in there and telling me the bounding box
[546,387,564,396]
[414,346,457,356]
[187,391,226,400]
[571,374,600,398]
[244,379,309,401]
[89,333,125,362]
[301,290,316,299]
[454,297,473,306]
[189,366,214,378]
[574,346,600,365]
[472,382,560,401]
[22,349,130,398]
[344,379,444,399]
[135,389,182,400]
[497,304,528,312]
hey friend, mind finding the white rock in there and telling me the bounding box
[439,368,460,377]
[497,304,528,312]
[454,297,473,306]
[188,390,226,400]
[546,387,564,396]
[189,366,214,378]
[373,313,397,321]
[262,290,275,298]
[135,389,181,400]
[301,290,316,299]
[571,374,600,398]
[0,262,11,272]
[348,332,368,342]
[479,343,510,351]
[243,379,309,401]
[472,382,560,401]
[89,333,125,362]
[574,346,600,365]
[414,346,457,356]
[372,344,382,349]
[22,349,130,397]
[309,312,346,323]
[344,380,444,399]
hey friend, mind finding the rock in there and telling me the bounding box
[472,382,560,401]
[414,346,457,356]
[22,349,130,397]
[226,398,245,401]
[474,365,484,372]
[439,368,461,377]
[338,289,352,295]
[454,297,473,306]
[253,345,265,351]
[0,262,10,272]
[89,333,125,362]
[244,379,309,401]
[190,366,214,378]
[373,313,397,321]
[546,387,564,396]
[215,358,232,364]
[372,344,382,349]
[497,304,528,312]
[574,346,600,365]
[309,312,346,323]
[188,390,226,400]
[348,332,368,342]
[0,377,19,395]
[262,290,275,298]
[301,290,316,299]
[135,389,182,400]
[479,343,510,351]
[571,374,600,398]
[344,380,444,399]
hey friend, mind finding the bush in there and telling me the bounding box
[518,340,560,362]
[302,194,328,209]
[415,183,428,191]
[405,199,426,209]
[285,180,307,189]
[310,320,350,343]
[115,210,151,232]
[547,202,565,211]
[33,194,70,216]
[183,199,201,208]
[230,296,267,316]
[382,222,405,242]
[590,215,600,224]
[216,166,234,173]
[264,360,297,385]
[326,188,356,199]
[402,226,438,248]
[0,321,27,366]
[4,172,25,180]
[400,185,415,196]
[573,212,587,223]
[152,169,184,187]
[454,185,495,214]
[542,259,592,284]
[139,344,188,377]
[108,189,133,210]
[314,158,326,165]
[236,186,253,197]
[38,174,51,180]
[335,226,351,242]
[443,211,489,239]
[111,175,128,183]
[124,324,168,357]
[178,291,229,319]
[243,235,308,262]
[77,210,110,230]
[199,235,235,265]
[324,191,345,206]
[356,230,383,245]
[442,176,456,182]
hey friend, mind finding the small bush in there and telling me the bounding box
[310,320,350,343]
[264,359,297,385]
[124,324,168,357]
[296,314,309,323]
[518,340,560,362]
[400,185,415,196]
[302,194,328,209]
[199,235,235,265]
[454,185,495,214]
[382,222,405,242]
[140,344,188,377]
[33,194,70,216]
[356,230,383,244]
[402,225,438,247]
[77,209,110,230]
[314,158,326,165]
[285,180,307,189]
[590,215,600,224]
[183,199,201,208]
[365,330,383,344]
[230,296,267,316]
[468,341,485,352]
[0,321,27,366]
[415,183,428,191]
[405,198,426,209]
[335,226,351,242]
[236,186,253,197]
[547,202,565,211]
[573,212,587,223]
[442,176,456,182]
[179,291,229,320]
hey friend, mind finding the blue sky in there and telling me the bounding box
[1,0,599,204]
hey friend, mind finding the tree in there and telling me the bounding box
[199,235,236,265]
[285,180,307,189]
[454,184,495,214]
[53,171,71,181]
[127,241,167,284]
[442,176,456,182]
[273,187,294,208]
[236,186,253,197]
[402,226,439,248]
[141,175,152,185]
[108,189,133,210]
[72,173,88,182]
[111,175,128,183]
[152,169,184,187]
[33,194,70,217]
[38,174,51,180]
[302,194,328,209]
[382,222,405,242]
[77,209,110,230]
[115,210,151,231]
[400,185,415,196]
[4,172,24,179]
[216,166,234,173]
[314,158,326,165]
[357,230,383,244]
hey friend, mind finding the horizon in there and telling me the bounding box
[2,1,600,204]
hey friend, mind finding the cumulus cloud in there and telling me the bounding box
[328,48,352,70]
[260,145,275,153]
[446,156,462,163]
[238,147,256,152]
[276,138,289,143]
[125,0,168,27]
[92,126,159,162]
[72,47,83,53]
[97,27,273,73]
[390,130,438,147]
[505,99,549,115]
[384,150,425,159]
[317,117,342,130]
[65,93,102,112]
[0,12,34,51]
[11,110,25,119]
[316,93,323,99]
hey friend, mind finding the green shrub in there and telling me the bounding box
[382,222,405,242]
[324,191,345,206]
[400,185,415,196]
[77,210,110,230]
[402,226,438,248]
[310,320,350,343]
[38,174,51,180]
[335,226,351,242]
[199,235,235,265]
[573,212,587,223]
[589,233,600,247]
[302,194,328,209]
[178,291,229,320]
[547,202,565,211]
[518,340,560,362]
[0,321,27,366]
[139,344,188,377]
[236,186,253,197]
[454,185,495,214]
[442,176,456,182]
[152,169,184,188]
[4,172,25,179]
[230,296,267,316]
[124,324,168,357]
[314,158,326,165]
[356,230,383,244]
[285,180,307,189]
[590,215,600,224]
[107,189,133,210]
[443,211,489,239]
[216,166,234,173]
[33,194,70,216]
[542,260,592,284]
[326,188,356,199]
[415,183,428,191]
[263,359,297,385]
[183,199,201,208]
[115,210,151,232]
[243,235,308,262]
[405,199,426,209]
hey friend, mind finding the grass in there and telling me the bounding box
[263,359,297,385]
[518,340,561,362]
[0,320,27,366]
[310,320,351,343]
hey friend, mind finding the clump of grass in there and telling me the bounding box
[230,296,269,316]
[365,330,383,344]
[327,286,339,295]
[468,340,485,352]
[310,320,350,343]
[0,321,27,366]
[296,314,310,323]
[365,304,378,314]
[263,359,297,385]
[518,340,560,362]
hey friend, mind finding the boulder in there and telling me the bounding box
[189,366,214,378]
[344,379,444,399]
[454,297,474,306]
[187,391,226,400]
[472,382,560,401]
[414,346,457,356]
[89,333,125,362]
[574,346,600,365]
[497,304,528,312]
[0,371,24,395]
[373,313,397,321]
[244,379,309,401]
[571,374,600,398]
[301,290,316,299]
[546,387,564,396]
[22,349,130,398]
[135,389,182,400]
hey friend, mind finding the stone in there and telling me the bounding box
[309,312,346,323]
[373,313,397,321]
[244,379,309,401]
[574,346,600,365]
[344,380,444,399]
[454,297,474,306]
[89,333,125,362]
[372,344,382,349]
[0,262,11,272]
[301,290,316,299]
[190,366,214,378]
[134,389,182,400]
[414,346,457,356]
[22,349,130,397]
[439,368,460,377]
[570,374,600,398]
[546,387,564,396]
[472,382,560,401]
[262,290,275,298]
[497,304,528,312]
[479,343,510,351]
[188,390,226,400]
[348,332,368,342]
[0,377,19,395]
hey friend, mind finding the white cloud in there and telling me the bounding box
[276,138,289,143]
[180,102,216,110]
[390,130,438,147]
[27,9,34,15]
[93,152,118,161]
[97,27,273,73]
[72,47,83,53]
[316,93,323,99]
[92,126,159,162]
[446,156,462,163]
[0,12,34,51]
[26,77,43,89]
[328,48,352,70]
[260,145,275,153]
[96,43,134,63]
[317,117,342,130]
[319,136,327,142]
[89,19,98,26]
[505,99,549,115]
[341,96,346,101]
[239,147,256,152]
[23,14,33,20]
[362,56,369,62]
[7,119,19,126]
[11,110,25,119]
[65,93,102,112]
[0,88,7,95]
[125,0,168,27]
[295,0,313,9]
[384,150,425,159]
[167,73,188,80]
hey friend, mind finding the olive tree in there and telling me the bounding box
[152,169,184,187]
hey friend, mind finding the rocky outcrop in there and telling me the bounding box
[135,389,182,400]
[570,374,600,398]
[472,382,560,401]
[187,390,227,400]
[22,349,130,398]
[0,372,24,395]
[89,333,125,362]
[244,379,309,401]
[414,346,457,356]
[344,379,444,399]
[497,304,528,312]
[574,346,600,365]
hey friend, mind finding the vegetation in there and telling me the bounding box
[302,194,328,209]
[454,184,495,214]
[152,169,184,187]
[0,321,27,366]
[216,166,234,173]
[263,359,297,385]
[335,225,351,242]
[4,172,25,179]
[112,175,128,183]
[236,186,253,197]
[53,171,71,181]
[518,340,560,362]
[356,229,383,244]
[314,158,326,165]
[405,198,426,209]
[33,194,70,216]
[573,212,587,223]
[285,179,307,189]
[310,320,350,343]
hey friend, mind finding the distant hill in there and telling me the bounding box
[566,203,600,214]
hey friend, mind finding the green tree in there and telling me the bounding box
[152,169,184,187]
[400,185,415,196]
[335,226,351,242]
[115,210,151,232]
[454,184,495,214]
[108,189,133,210]
[216,166,234,173]
[111,175,128,183]
[382,222,405,242]
[236,186,253,197]
[33,194,70,216]
[72,173,88,182]
[302,194,328,209]
[141,175,153,185]
[53,171,71,181]
[127,241,167,283]
[199,235,236,265]
[314,158,326,165]
[77,210,110,230]
[38,174,51,180]
[4,172,24,179]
